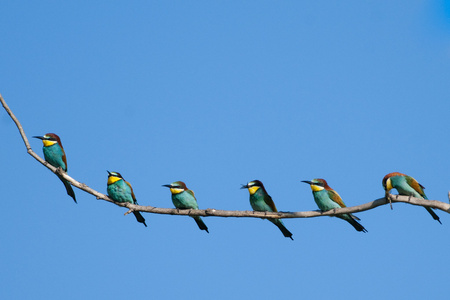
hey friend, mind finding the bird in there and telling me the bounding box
[382,172,441,224]
[302,179,367,232]
[33,133,77,203]
[106,171,147,227]
[162,181,209,233]
[241,180,293,240]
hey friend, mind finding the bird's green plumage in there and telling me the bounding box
[172,191,208,233]
[107,177,134,204]
[249,188,276,212]
[36,134,76,203]
[165,182,209,233]
[311,189,367,232]
[172,190,200,210]
[107,174,147,227]
[247,184,293,240]
[43,143,67,171]
[303,179,367,233]
[387,174,441,224]
[390,175,426,199]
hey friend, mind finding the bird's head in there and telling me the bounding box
[33,133,62,147]
[241,180,265,195]
[107,171,124,185]
[382,172,405,192]
[162,181,188,194]
[301,178,329,192]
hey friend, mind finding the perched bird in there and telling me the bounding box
[33,133,77,203]
[302,179,367,233]
[107,171,147,227]
[241,180,293,240]
[162,181,209,233]
[382,172,441,224]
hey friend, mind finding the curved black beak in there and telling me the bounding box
[33,136,45,140]
[301,180,313,185]
[107,170,112,176]
[240,184,249,189]
[162,184,172,188]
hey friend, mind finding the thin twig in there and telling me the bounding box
[2,93,450,220]
[1,93,32,151]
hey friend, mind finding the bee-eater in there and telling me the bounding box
[382,172,441,224]
[241,180,293,240]
[33,133,76,203]
[107,171,147,227]
[302,179,367,233]
[162,181,209,233]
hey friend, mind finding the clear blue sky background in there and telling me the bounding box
[2,1,450,299]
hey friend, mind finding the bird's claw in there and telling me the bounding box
[55,166,64,175]
[385,192,393,210]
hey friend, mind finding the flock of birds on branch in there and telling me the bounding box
[33,133,442,241]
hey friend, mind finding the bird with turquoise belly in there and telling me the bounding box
[241,180,293,240]
[302,178,367,233]
[162,181,209,233]
[33,133,77,203]
[107,171,147,227]
[382,172,441,224]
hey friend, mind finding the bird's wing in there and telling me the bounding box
[61,149,68,172]
[126,181,137,203]
[264,194,278,212]
[327,189,346,208]
[186,189,197,201]
[405,176,426,198]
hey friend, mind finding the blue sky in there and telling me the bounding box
[2,1,450,299]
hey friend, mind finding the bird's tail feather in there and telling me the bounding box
[347,217,367,233]
[133,211,147,227]
[58,174,77,203]
[351,214,361,221]
[425,207,441,224]
[271,219,293,240]
[193,216,209,233]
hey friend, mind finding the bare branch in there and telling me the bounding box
[1,93,32,151]
[77,194,450,220]
[2,93,450,221]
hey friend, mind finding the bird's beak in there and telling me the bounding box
[107,170,112,176]
[301,180,313,185]
[33,136,45,140]
[240,184,249,189]
[162,184,172,188]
